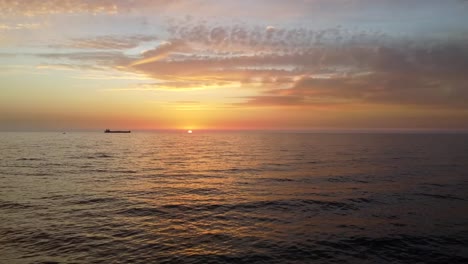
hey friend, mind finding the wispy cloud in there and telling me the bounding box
[37,51,131,66]
[4,0,465,18]
[0,23,41,30]
[0,0,186,17]
[53,35,158,50]
[35,24,468,110]
[0,0,118,16]
[130,39,188,66]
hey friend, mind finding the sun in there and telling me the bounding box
[187,130,193,134]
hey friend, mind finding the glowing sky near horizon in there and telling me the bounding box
[1,0,468,131]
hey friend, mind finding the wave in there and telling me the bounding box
[0,201,33,209]
[415,193,465,201]
[16,158,43,161]
[68,197,120,205]
[116,198,365,219]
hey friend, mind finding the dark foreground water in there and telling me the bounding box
[0,132,467,263]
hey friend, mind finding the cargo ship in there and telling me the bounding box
[104,129,131,133]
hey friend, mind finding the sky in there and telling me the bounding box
[1,0,468,131]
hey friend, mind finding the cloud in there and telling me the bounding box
[236,95,306,107]
[37,51,131,66]
[111,80,238,92]
[33,18,468,110]
[36,63,106,71]
[0,0,118,16]
[55,35,158,50]
[2,0,467,24]
[0,23,41,30]
[130,40,188,66]
[231,39,468,109]
[166,21,378,53]
[241,69,468,109]
[0,0,186,17]
[106,25,384,87]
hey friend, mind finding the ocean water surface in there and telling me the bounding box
[0,132,467,263]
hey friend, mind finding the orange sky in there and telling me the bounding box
[1,0,468,131]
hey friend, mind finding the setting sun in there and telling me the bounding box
[187,130,193,134]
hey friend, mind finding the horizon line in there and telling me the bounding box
[2,128,468,134]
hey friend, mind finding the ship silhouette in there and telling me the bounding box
[104,129,131,133]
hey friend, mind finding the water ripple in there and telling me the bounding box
[1,132,467,263]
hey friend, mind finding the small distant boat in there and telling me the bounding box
[104,129,131,133]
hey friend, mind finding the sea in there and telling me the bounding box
[0,132,467,263]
